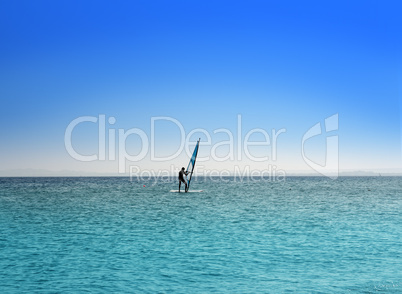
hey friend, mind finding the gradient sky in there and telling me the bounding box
[0,0,401,175]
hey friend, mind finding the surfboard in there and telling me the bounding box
[170,190,203,193]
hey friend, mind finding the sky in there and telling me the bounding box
[0,0,401,176]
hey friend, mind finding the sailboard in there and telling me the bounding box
[171,138,201,193]
[169,190,203,193]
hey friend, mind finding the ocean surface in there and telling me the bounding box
[0,176,401,293]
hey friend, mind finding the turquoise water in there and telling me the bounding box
[0,177,401,293]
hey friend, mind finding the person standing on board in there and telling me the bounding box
[178,167,189,193]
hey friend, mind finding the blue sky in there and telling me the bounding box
[0,0,401,175]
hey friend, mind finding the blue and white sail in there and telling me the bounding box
[186,139,200,190]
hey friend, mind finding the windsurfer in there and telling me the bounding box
[178,167,189,192]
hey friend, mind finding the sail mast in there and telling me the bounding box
[186,138,200,191]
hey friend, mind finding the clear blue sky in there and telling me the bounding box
[0,0,401,175]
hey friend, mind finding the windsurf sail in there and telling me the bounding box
[185,138,200,191]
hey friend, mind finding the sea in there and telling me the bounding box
[0,176,400,293]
